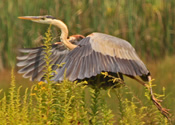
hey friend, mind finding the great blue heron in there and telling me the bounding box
[17,15,169,119]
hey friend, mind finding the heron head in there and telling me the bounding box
[18,15,56,24]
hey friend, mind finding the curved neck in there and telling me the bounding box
[52,19,77,50]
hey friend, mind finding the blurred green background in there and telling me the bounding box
[0,0,175,123]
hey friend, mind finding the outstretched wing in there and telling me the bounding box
[17,34,84,81]
[17,43,69,81]
[53,32,150,82]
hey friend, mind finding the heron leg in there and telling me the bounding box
[126,75,171,122]
[147,76,171,122]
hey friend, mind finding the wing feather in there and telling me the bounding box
[17,43,69,81]
[92,51,100,74]
[69,58,82,81]
[78,57,86,79]
[84,55,91,78]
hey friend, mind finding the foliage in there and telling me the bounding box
[0,71,170,124]
[115,85,169,125]
[0,0,175,69]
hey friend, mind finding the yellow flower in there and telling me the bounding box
[34,86,37,90]
[30,93,36,96]
[41,87,46,90]
[38,81,44,86]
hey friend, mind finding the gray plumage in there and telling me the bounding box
[53,33,149,82]
[17,32,150,82]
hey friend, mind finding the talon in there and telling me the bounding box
[151,95,162,103]
[162,108,170,114]
[157,99,162,102]
[150,94,171,121]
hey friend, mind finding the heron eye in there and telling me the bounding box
[46,15,56,19]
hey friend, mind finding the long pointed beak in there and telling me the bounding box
[18,16,42,21]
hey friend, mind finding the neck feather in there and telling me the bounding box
[52,19,77,50]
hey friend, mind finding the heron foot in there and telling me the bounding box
[151,95,171,122]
